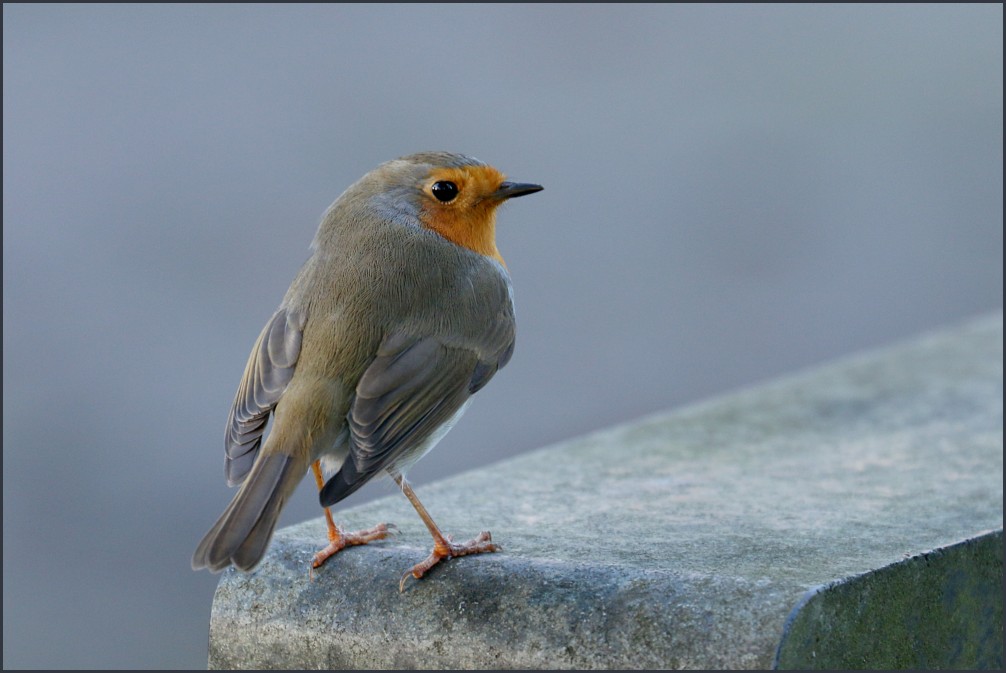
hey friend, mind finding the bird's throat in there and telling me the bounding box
[420,205,505,267]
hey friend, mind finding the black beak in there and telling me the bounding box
[494,181,544,200]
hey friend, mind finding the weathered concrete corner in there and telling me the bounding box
[775,531,1003,669]
[207,312,1004,669]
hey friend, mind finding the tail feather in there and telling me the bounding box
[192,452,305,572]
[230,484,290,571]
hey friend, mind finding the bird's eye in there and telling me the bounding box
[431,181,459,203]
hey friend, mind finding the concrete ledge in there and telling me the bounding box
[775,531,1002,668]
[207,312,1004,669]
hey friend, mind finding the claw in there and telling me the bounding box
[398,531,501,593]
[311,521,395,571]
[399,568,416,593]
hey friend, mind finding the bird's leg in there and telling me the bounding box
[310,461,395,570]
[392,472,500,592]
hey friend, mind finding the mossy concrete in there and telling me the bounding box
[775,532,1003,669]
[207,312,1003,669]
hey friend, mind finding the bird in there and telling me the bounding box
[192,152,542,591]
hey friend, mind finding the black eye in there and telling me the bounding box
[431,181,459,202]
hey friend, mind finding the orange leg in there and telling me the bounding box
[393,472,500,592]
[310,461,395,570]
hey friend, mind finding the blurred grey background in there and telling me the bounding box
[3,4,1002,669]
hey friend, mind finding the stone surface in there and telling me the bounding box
[775,532,1003,669]
[207,312,1004,669]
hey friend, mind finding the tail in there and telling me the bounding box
[192,452,306,572]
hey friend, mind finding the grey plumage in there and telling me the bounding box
[192,152,522,573]
[223,307,304,487]
[192,452,302,572]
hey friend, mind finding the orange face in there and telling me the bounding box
[417,165,509,266]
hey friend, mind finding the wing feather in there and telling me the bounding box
[318,330,508,507]
[223,307,305,486]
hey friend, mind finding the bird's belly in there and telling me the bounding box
[316,425,351,478]
[390,398,472,475]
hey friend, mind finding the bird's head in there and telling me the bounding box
[349,152,542,266]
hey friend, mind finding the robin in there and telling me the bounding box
[192,152,542,591]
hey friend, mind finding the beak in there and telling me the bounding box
[493,181,543,200]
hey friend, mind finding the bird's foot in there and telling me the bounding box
[311,522,397,571]
[399,530,500,592]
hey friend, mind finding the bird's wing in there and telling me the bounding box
[223,307,305,486]
[319,328,512,506]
